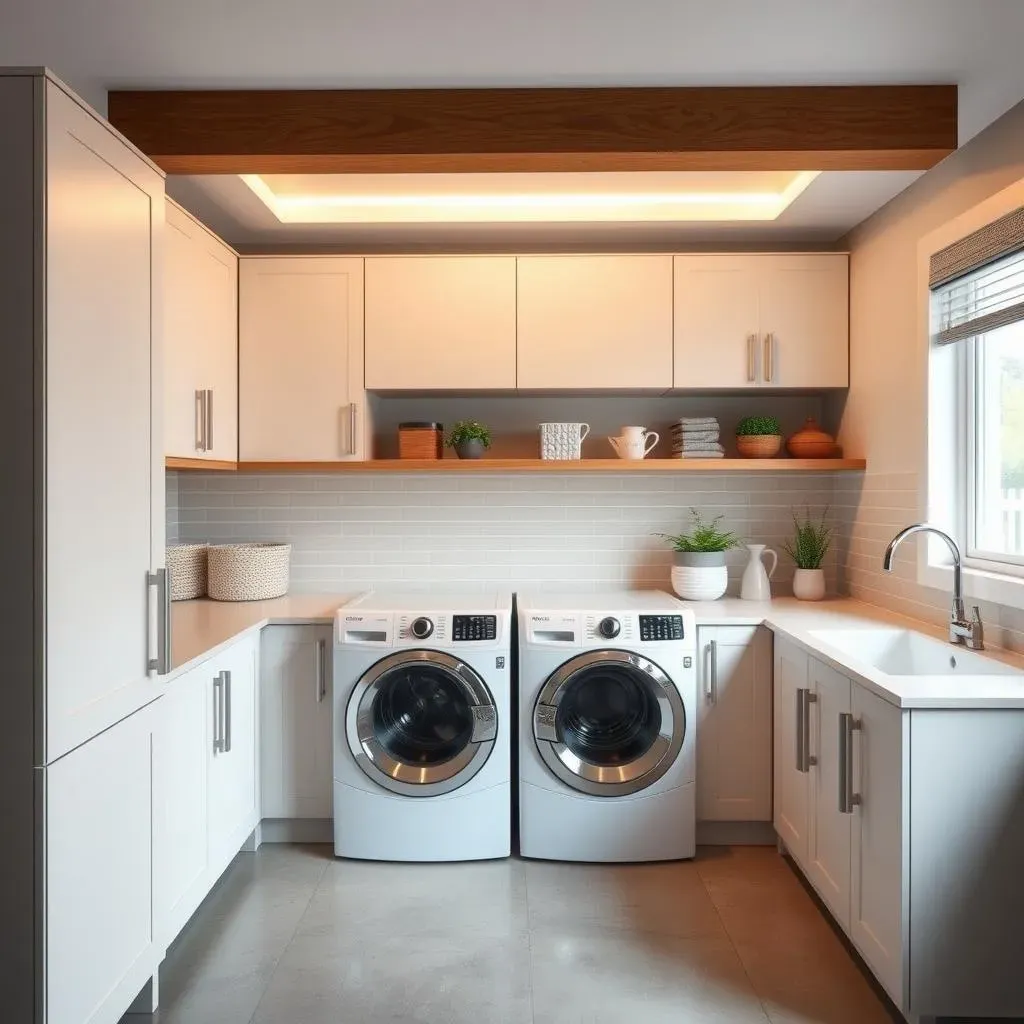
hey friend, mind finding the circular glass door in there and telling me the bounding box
[533,650,684,797]
[347,650,498,797]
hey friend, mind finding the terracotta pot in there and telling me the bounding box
[786,417,836,459]
[736,434,782,458]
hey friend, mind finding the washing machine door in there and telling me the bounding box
[533,650,685,797]
[347,650,498,797]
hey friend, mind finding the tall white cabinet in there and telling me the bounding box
[239,257,367,461]
[0,70,166,1024]
[165,199,238,462]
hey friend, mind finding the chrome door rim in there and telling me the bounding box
[347,649,497,797]
[533,649,685,797]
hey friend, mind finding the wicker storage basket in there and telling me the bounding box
[736,434,783,459]
[166,543,208,601]
[207,543,292,602]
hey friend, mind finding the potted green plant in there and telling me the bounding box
[784,507,832,600]
[446,420,492,460]
[736,415,782,458]
[657,509,740,601]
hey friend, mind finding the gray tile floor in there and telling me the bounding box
[145,844,901,1024]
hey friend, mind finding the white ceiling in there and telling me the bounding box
[4,0,1022,244]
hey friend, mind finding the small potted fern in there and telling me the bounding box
[736,415,782,458]
[657,509,739,601]
[784,508,832,601]
[446,420,492,460]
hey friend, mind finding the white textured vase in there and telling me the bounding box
[671,552,729,601]
[792,568,826,601]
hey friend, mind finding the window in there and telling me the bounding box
[931,217,1024,574]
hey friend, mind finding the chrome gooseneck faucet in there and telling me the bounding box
[883,524,984,650]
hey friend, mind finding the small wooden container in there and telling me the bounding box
[398,422,444,460]
[786,417,837,459]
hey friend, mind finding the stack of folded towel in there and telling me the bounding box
[671,417,725,459]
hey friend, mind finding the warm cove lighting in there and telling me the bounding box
[240,171,820,224]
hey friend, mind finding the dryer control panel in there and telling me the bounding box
[524,609,695,650]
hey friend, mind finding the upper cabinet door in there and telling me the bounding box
[516,256,673,389]
[239,257,366,461]
[674,256,761,388]
[757,254,849,388]
[164,200,238,462]
[365,257,516,390]
[44,83,164,762]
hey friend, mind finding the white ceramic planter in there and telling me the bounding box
[671,551,729,601]
[793,568,826,601]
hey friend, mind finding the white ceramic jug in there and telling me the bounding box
[740,544,777,601]
[608,426,659,460]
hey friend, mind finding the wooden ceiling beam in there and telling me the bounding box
[107,85,957,175]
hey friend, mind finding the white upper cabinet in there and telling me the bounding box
[696,625,773,822]
[44,82,165,761]
[164,200,238,462]
[365,257,516,390]
[239,257,367,461]
[517,255,673,389]
[674,253,848,389]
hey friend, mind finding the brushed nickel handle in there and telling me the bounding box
[195,389,206,451]
[764,333,774,383]
[212,672,225,753]
[747,334,757,382]
[205,389,214,452]
[707,640,718,704]
[315,638,328,703]
[796,688,807,773]
[147,568,172,674]
[838,712,861,813]
[224,669,233,753]
[348,402,358,457]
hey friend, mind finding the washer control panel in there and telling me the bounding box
[638,615,685,642]
[452,614,497,642]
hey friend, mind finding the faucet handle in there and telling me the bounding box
[971,605,982,623]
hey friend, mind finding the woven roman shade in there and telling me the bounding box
[930,205,1024,346]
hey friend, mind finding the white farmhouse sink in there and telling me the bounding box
[807,627,1020,677]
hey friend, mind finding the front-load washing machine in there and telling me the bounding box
[333,592,512,861]
[518,591,697,862]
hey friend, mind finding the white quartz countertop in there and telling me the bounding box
[169,593,1024,708]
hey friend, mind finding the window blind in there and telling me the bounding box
[931,211,1024,347]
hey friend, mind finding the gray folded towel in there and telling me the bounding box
[675,450,725,459]
[676,416,719,428]
[674,431,720,444]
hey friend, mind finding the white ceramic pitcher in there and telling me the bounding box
[608,426,659,460]
[740,544,778,601]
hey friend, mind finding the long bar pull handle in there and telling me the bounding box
[205,389,214,452]
[315,638,328,703]
[805,691,817,770]
[839,712,861,813]
[146,568,172,674]
[764,333,774,383]
[747,334,757,382]
[213,672,225,753]
[195,389,206,452]
[348,403,358,457]
[707,640,718,704]
[796,688,807,773]
[224,670,233,753]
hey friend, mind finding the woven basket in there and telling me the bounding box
[207,543,292,602]
[736,434,783,459]
[166,543,208,601]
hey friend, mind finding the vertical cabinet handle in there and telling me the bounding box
[212,671,225,753]
[315,638,328,703]
[838,712,861,813]
[195,389,206,451]
[747,334,757,382]
[705,640,718,704]
[764,333,774,383]
[224,669,233,753]
[795,688,818,773]
[348,403,358,457]
[146,568,172,674]
[205,389,214,452]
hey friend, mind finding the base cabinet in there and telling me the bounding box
[260,625,334,821]
[773,636,811,860]
[696,625,772,822]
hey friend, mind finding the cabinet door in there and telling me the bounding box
[807,657,852,929]
[260,625,334,819]
[773,636,810,865]
[673,255,762,388]
[851,683,906,1006]
[239,257,366,460]
[757,254,849,388]
[208,637,259,874]
[516,255,673,389]
[44,82,164,762]
[697,625,773,821]
[365,257,516,389]
[153,662,209,945]
[47,700,158,1024]
[164,201,238,462]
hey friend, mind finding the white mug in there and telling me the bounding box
[608,428,659,459]
[539,422,590,460]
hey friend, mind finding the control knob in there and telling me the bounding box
[598,616,621,639]
[410,617,434,640]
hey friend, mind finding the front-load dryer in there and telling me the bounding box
[518,591,697,862]
[333,592,512,861]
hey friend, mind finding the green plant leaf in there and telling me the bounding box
[736,415,781,437]
[655,508,740,552]
[782,506,832,569]
[445,420,492,448]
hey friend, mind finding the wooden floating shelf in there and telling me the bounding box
[167,457,866,473]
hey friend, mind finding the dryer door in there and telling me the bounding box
[533,650,685,797]
[347,650,498,797]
